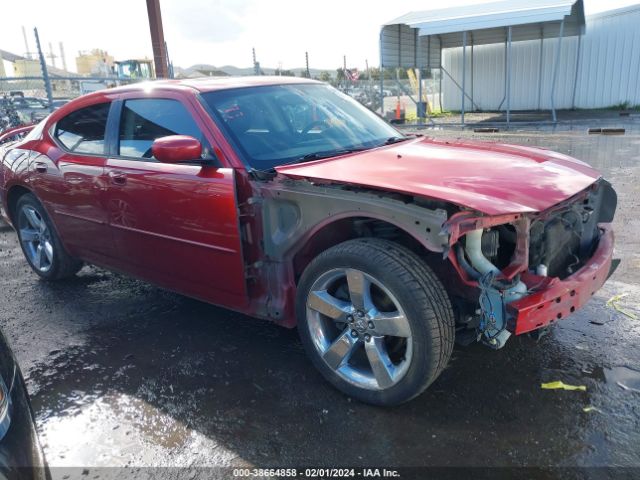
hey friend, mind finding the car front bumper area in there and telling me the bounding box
[507,223,616,335]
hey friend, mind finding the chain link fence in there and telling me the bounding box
[0,76,140,129]
[335,69,445,123]
[2,69,446,133]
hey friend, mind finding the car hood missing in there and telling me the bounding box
[275,137,601,215]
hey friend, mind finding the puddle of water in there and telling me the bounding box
[37,392,231,467]
[605,366,640,394]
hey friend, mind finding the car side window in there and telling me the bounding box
[118,99,204,159]
[54,102,110,154]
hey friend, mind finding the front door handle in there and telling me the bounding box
[34,162,47,173]
[108,170,127,185]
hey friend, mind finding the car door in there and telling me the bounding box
[35,101,116,264]
[103,93,247,308]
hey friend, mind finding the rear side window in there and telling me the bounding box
[54,103,110,154]
[118,99,203,159]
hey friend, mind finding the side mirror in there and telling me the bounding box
[151,135,202,163]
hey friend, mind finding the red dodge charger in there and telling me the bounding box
[0,77,617,405]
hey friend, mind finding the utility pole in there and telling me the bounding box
[165,41,174,78]
[59,42,68,72]
[22,26,33,59]
[366,58,372,97]
[305,51,310,78]
[47,42,57,68]
[252,48,261,75]
[145,0,169,78]
[34,28,53,110]
[343,55,347,91]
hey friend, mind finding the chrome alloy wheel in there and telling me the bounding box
[18,205,53,273]
[306,268,413,391]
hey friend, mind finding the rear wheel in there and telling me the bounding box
[15,194,82,280]
[296,238,455,406]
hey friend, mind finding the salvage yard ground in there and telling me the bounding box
[0,113,639,472]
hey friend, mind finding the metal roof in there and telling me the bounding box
[381,0,585,67]
[0,49,26,63]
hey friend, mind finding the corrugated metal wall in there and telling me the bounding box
[442,5,640,111]
[381,25,442,68]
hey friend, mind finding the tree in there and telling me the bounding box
[318,71,332,82]
[275,68,296,77]
[367,67,381,81]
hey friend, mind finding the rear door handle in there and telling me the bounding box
[108,170,127,185]
[34,162,47,173]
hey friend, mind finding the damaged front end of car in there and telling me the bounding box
[445,178,618,349]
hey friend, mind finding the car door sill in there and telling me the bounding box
[111,223,238,254]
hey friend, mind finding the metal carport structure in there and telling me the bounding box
[380,0,586,125]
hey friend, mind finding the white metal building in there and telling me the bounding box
[442,4,640,111]
[381,0,587,123]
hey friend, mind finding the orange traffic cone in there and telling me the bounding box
[395,98,401,120]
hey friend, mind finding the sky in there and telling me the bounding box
[1,0,638,73]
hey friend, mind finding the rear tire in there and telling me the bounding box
[296,238,455,406]
[15,193,82,280]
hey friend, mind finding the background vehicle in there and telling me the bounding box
[0,329,50,479]
[50,99,70,111]
[0,125,35,146]
[0,78,617,405]
[115,59,155,79]
[0,97,24,133]
[9,97,49,124]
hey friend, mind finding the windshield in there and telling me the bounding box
[201,83,402,170]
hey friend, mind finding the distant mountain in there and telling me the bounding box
[178,64,331,78]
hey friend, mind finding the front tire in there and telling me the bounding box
[296,238,455,406]
[15,193,82,280]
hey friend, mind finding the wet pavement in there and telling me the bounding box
[0,117,639,474]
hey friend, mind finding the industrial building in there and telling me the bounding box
[381,0,640,122]
[441,3,640,111]
[75,49,115,76]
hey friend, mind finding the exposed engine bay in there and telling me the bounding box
[453,179,617,349]
[250,174,616,352]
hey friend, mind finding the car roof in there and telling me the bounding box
[103,76,321,95]
[49,76,324,122]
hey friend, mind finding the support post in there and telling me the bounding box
[418,67,423,121]
[439,67,443,113]
[470,33,474,112]
[571,33,582,109]
[537,29,544,110]
[506,26,512,126]
[550,19,565,122]
[461,31,467,125]
[497,38,508,110]
[416,33,423,123]
[34,28,53,111]
[438,35,443,112]
[379,30,384,116]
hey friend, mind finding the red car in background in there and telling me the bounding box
[0,124,35,145]
[0,77,617,405]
